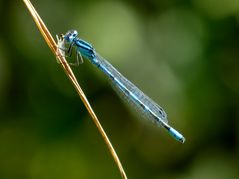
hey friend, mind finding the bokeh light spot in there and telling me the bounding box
[193,0,239,19]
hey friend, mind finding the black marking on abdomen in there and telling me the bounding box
[108,74,115,81]
[139,102,146,110]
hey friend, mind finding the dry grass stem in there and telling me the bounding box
[22,0,127,178]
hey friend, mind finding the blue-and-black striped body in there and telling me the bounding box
[63,30,185,143]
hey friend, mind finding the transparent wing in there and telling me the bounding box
[94,53,168,125]
[92,53,185,143]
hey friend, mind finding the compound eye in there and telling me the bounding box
[72,30,78,36]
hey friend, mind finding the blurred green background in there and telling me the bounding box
[0,0,239,178]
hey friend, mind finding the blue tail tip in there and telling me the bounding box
[169,127,186,143]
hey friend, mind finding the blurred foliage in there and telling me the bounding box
[0,0,239,178]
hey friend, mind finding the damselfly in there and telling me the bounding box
[56,30,185,143]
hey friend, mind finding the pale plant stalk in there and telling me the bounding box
[21,0,127,178]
